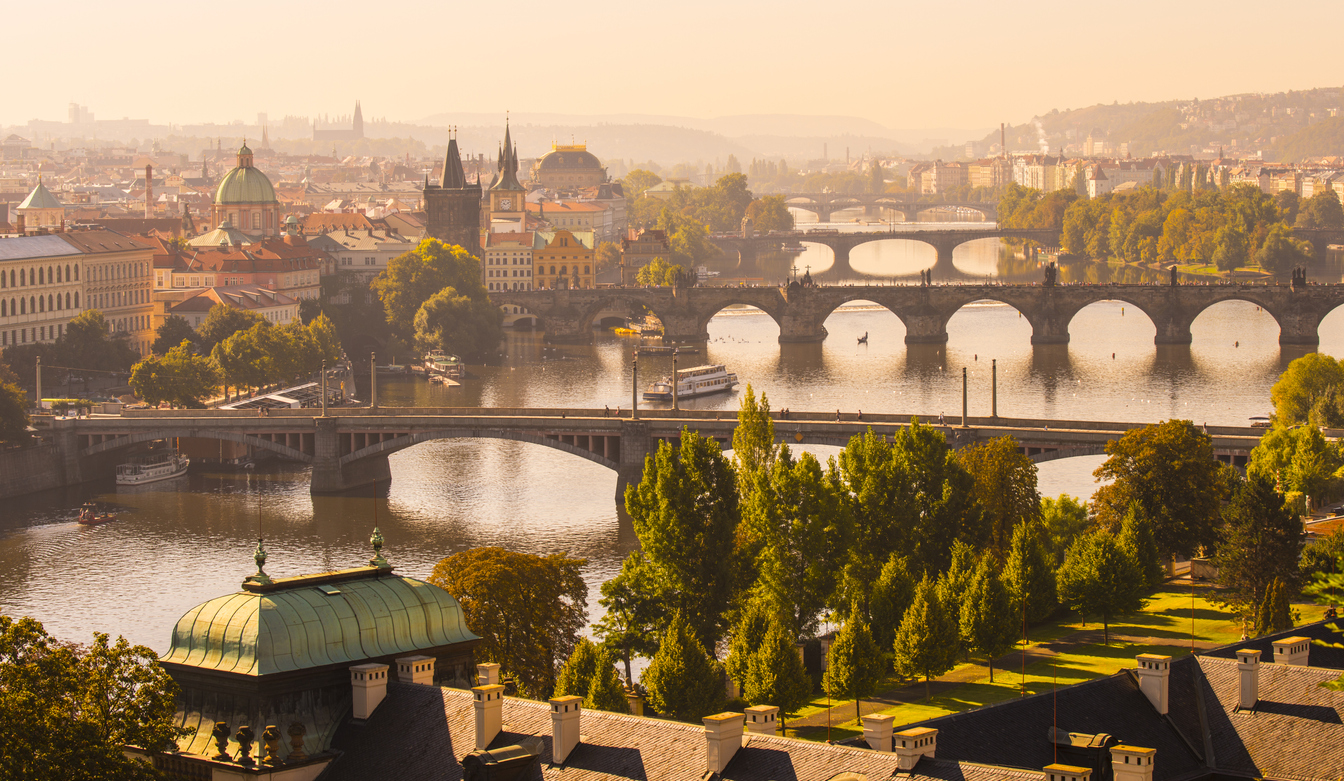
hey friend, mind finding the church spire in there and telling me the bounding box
[442,126,467,189]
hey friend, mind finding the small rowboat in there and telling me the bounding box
[77,502,117,526]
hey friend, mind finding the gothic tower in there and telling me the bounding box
[353,100,364,139]
[424,130,483,257]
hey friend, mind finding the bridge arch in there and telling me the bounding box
[1185,294,1285,343]
[944,295,1038,344]
[338,429,618,472]
[81,429,313,463]
[1059,296,1165,344]
[695,296,787,337]
[575,293,675,333]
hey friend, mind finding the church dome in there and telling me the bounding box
[215,144,277,205]
[535,146,602,171]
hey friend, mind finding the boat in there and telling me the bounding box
[116,451,190,486]
[858,332,868,344]
[77,502,117,525]
[642,364,739,402]
[376,363,410,375]
[424,350,466,379]
[637,345,701,356]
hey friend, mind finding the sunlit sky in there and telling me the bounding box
[7,0,1343,132]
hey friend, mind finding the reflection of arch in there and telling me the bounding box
[82,429,313,463]
[944,296,1038,333]
[339,429,618,471]
[1186,295,1283,334]
[1060,297,1162,336]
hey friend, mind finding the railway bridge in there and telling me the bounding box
[41,408,1267,498]
[770,194,998,222]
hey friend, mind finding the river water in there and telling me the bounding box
[3,219,1342,654]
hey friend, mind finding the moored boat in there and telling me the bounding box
[424,350,466,379]
[642,364,739,401]
[116,452,189,486]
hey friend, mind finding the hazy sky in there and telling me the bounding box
[8,0,1343,131]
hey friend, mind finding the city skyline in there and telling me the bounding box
[9,0,1344,133]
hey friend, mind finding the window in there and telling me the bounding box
[74,292,79,307]
[1,300,5,316]
[19,269,24,286]
[252,213,261,230]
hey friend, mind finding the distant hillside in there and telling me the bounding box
[1272,115,1344,161]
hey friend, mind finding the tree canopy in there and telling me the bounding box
[1214,474,1305,633]
[957,435,1041,556]
[892,576,959,701]
[0,381,29,444]
[640,612,722,722]
[372,238,490,342]
[151,315,198,356]
[1056,529,1146,644]
[129,340,222,407]
[742,620,811,731]
[1270,353,1344,428]
[413,287,502,359]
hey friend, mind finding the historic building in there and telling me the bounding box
[482,231,535,292]
[0,234,84,349]
[533,229,594,290]
[15,177,65,231]
[211,143,282,238]
[531,143,606,189]
[487,123,527,232]
[61,230,157,355]
[422,134,482,257]
[312,100,365,142]
[619,227,671,286]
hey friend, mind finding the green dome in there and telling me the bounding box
[215,164,276,205]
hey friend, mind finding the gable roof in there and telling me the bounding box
[17,178,63,210]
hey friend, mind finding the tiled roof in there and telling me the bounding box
[301,213,373,232]
[167,286,298,314]
[1202,620,1344,669]
[57,229,153,254]
[0,234,82,260]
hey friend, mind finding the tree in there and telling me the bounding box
[1092,420,1229,559]
[59,310,138,373]
[1005,520,1057,624]
[960,557,1017,681]
[743,621,812,732]
[625,429,740,652]
[0,381,29,444]
[129,341,222,408]
[593,551,667,683]
[373,238,488,341]
[1119,504,1164,589]
[1255,577,1293,636]
[823,613,884,720]
[583,647,630,713]
[725,598,773,691]
[1270,353,1344,428]
[890,421,983,574]
[834,430,905,619]
[308,313,343,366]
[151,315,198,356]
[892,576,959,701]
[937,541,979,658]
[1212,225,1250,272]
[1256,223,1313,275]
[212,323,272,396]
[622,169,663,198]
[748,446,846,637]
[732,384,777,495]
[0,615,187,781]
[429,548,587,698]
[634,257,686,287]
[1056,530,1145,644]
[869,554,916,655]
[1041,494,1092,566]
[957,436,1041,556]
[1298,189,1344,229]
[195,304,263,354]
[1300,528,1344,599]
[413,287,503,359]
[554,638,601,700]
[743,196,794,233]
[1249,424,1343,511]
[1213,473,1305,633]
[640,613,722,722]
[594,241,622,273]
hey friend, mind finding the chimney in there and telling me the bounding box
[395,655,434,685]
[1237,649,1261,710]
[477,662,501,686]
[16,213,25,235]
[549,695,581,764]
[703,712,745,775]
[1136,654,1171,714]
[1111,745,1156,781]
[1272,636,1311,666]
[473,684,504,750]
[350,663,389,720]
[625,689,644,717]
[862,713,894,751]
[894,727,937,771]
[1045,764,1092,781]
[744,705,778,735]
[145,164,154,219]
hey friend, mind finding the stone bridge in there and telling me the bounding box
[708,227,1057,276]
[492,282,1344,345]
[771,194,998,223]
[40,408,1266,498]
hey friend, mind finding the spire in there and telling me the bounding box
[243,538,273,586]
[442,126,467,189]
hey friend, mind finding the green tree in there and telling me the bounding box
[1256,223,1313,275]
[58,310,138,373]
[622,169,663,198]
[594,241,622,273]
[1298,189,1344,229]
[1005,520,1057,624]
[743,621,811,732]
[593,551,667,683]
[212,323,272,395]
[1254,577,1293,636]
[195,304,263,354]
[892,576,959,701]
[413,287,503,359]
[554,638,601,700]
[960,557,1017,681]
[937,541,979,658]
[373,238,488,341]
[743,196,794,233]
[640,613,722,722]
[429,547,587,698]
[1213,473,1305,633]
[1056,530,1146,644]
[834,430,905,619]
[869,554,916,655]
[823,612,884,720]
[0,615,187,781]
[625,429,740,652]
[1041,494,1093,566]
[1092,420,1229,559]
[0,381,29,444]
[957,435,1041,556]
[583,647,630,713]
[634,257,686,287]
[1270,353,1344,428]
[1300,528,1344,598]
[1212,225,1250,272]
[307,313,343,365]
[891,421,983,574]
[748,445,846,637]
[725,598,773,691]
[732,383,777,497]
[129,340,222,408]
[151,315,198,355]
[1119,504,1164,589]
[1249,424,1343,510]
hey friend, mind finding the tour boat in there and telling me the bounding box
[642,364,739,402]
[424,350,466,379]
[116,452,190,486]
[637,345,701,356]
[77,502,117,525]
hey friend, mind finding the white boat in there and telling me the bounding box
[116,452,190,486]
[424,350,465,379]
[643,364,739,402]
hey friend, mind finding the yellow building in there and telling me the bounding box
[531,143,606,189]
[533,229,594,290]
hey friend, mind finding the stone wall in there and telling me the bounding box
[0,443,68,499]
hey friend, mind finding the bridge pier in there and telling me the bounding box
[1152,319,1193,345]
[778,316,828,343]
[903,315,949,344]
[1278,313,1322,346]
[661,313,708,344]
[615,420,652,505]
[311,417,392,495]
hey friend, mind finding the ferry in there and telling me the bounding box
[642,364,739,402]
[116,451,190,486]
[637,345,700,356]
[77,503,117,525]
[424,350,466,379]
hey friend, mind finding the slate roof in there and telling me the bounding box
[1201,620,1344,669]
[324,684,1039,781]
[17,178,63,210]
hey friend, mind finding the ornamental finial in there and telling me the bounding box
[369,527,388,569]
[244,538,273,586]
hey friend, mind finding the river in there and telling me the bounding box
[2,220,1342,654]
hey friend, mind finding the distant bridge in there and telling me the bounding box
[767,194,998,223]
[492,281,1343,345]
[42,408,1265,497]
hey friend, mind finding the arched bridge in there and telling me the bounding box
[772,194,998,223]
[491,282,1344,345]
[43,409,1266,498]
[707,227,1057,276]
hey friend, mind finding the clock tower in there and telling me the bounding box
[488,120,527,230]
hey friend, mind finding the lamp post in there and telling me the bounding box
[370,352,377,410]
[632,354,639,420]
[672,349,679,412]
[320,360,328,417]
[961,367,968,427]
[991,359,997,419]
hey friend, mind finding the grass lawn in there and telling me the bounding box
[792,585,1330,740]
